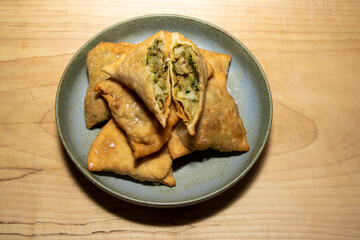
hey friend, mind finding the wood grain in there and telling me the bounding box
[1,0,360,239]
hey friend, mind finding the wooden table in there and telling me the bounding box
[1,0,359,239]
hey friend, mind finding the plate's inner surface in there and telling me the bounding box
[57,15,271,206]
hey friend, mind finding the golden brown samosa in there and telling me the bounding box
[168,50,249,159]
[169,32,212,136]
[167,122,192,159]
[102,31,172,127]
[84,41,134,129]
[87,119,176,187]
[94,79,178,159]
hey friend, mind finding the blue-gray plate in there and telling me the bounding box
[55,14,272,208]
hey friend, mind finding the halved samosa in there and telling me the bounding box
[170,32,212,136]
[168,50,249,158]
[102,31,172,127]
[87,119,176,187]
[94,79,178,159]
[84,41,134,129]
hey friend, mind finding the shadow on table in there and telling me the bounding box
[61,133,270,226]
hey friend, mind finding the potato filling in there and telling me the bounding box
[172,44,199,119]
[146,39,169,111]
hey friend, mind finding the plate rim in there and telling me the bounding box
[55,14,273,208]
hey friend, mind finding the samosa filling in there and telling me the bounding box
[146,39,169,111]
[172,44,199,120]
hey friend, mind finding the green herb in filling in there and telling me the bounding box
[146,39,169,111]
[188,54,195,68]
[173,45,200,96]
[172,44,201,118]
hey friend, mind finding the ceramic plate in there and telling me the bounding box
[55,15,272,207]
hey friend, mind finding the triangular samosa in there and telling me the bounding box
[87,119,176,187]
[84,41,134,128]
[94,79,178,159]
[167,49,249,159]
